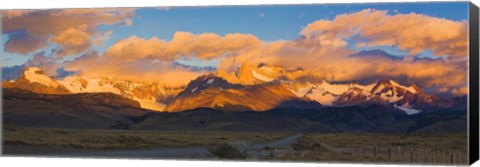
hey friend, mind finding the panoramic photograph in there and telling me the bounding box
[1,1,470,165]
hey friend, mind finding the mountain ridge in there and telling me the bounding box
[165,75,323,112]
[2,66,462,115]
[3,67,183,111]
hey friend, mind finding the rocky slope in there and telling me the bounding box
[3,88,148,129]
[3,67,71,94]
[165,74,322,112]
[3,67,182,111]
[218,63,318,85]
[58,76,183,111]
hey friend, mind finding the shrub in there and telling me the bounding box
[209,140,253,159]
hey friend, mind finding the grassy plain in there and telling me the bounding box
[3,126,468,165]
[286,133,468,164]
[3,125,290,150]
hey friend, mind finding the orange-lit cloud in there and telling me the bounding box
[104,32,261,61]
[15,9,467,95]
[50,25,92,57]
[63,51,210,87]
[216,36,467,95]
[61,32,261,87]
[213,9,468,94]
[302,9,468,57]
[2,9,134,57]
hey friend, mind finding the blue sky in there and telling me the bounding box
[2,1,469,67]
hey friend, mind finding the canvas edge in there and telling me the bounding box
[0,10,4,156]
[469,1,480,165]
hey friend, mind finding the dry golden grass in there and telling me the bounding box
[297,133,467,150]
[286,133,468,165]
[3,126,291,150]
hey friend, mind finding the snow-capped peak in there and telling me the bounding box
[388,80,417,94]
[284,79,432,114]
[372,80,417,94]
[318,80,375,95]
[58,76,121,94]
[319,81,353,95]
[23,67,60,88]
[56,75,182,112]
[394,103,421,115]
[252,70,274,82]
[206,78,215,84]
[304,86,337,106]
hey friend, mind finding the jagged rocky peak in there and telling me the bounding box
[371,79,418,95]
[236,63,257,85]
[165,74,322,112]
[179,73,238,97]
[284,78,448,115]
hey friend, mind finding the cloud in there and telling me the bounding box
[103,36,168,61]
[93,31,113,46]
[50,25,92,57]
[252,40,467,95]
[100,20,466,94]
[299,12,306,19]
[257,12,266,18]
[156,7,171,11]
[104,32,261,61]
[62,32,261,87]
[2,9,135,57]
[4,30,49,54]
[16,8,467,95]
[24,51,61,76]
[63,51,210,87]
[1,10,36,19]
[213,9,468,95]
[301,9,468,57]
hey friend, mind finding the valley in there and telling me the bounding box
[2,126,467,164]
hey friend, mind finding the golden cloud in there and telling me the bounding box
[63,51,209,87]
[2,9,134,56]
[65,31,262,87]
[302,9,468,57]
[17,8,467,95]
[104,32,261,61]
[50,25,92,56]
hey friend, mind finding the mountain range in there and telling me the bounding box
[2,65,467,133]
[3,65,459,114]
[3,67,181,111]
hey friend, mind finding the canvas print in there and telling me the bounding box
[1,2,473,165]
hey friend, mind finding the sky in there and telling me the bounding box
[0,1,471,95]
